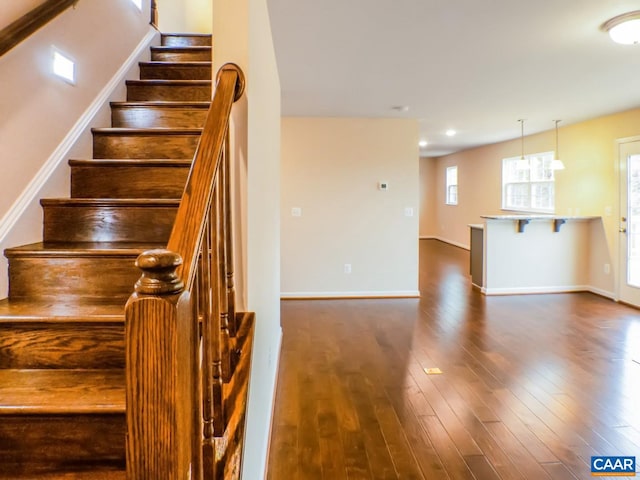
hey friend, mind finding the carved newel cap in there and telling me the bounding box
[134,249,184,295]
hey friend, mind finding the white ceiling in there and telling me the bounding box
[267,0,640,157]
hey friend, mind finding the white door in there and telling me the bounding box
[618,139,640,307]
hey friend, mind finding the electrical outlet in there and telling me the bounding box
[344,264,352,274]
[605,206,612,217]
[404,207,414,217]
[604,263,611,275]
[291,207,302,217]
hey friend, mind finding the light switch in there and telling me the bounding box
[404,207,414,217]
[291,207,302,217]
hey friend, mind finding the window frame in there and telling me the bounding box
[445,165,458,206]
[501,151,556,214]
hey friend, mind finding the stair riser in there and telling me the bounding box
[139,64,212,80]
[0,323,123,369]
[72,165,190,198]
[151,50,211,62]
[93,133,200,159]
[111,105,209,128]
[0,414,125,476]
[126,83,211,102]
[8,256,140,301]
[161,34,212,47]
[43,205,177,243]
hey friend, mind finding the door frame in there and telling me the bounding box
[615,135,640,305]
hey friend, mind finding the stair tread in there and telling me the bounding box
[0,369,125,414]
[0,298,124,323]
[5,242,165,257]
[41,198,180,206]
[151,45,211,50]
[69,158,192,166]
[139,61,211,66]
[92,127,202,134]
[126,79,211,85]
[10,471,126,479]
[110,101,210,108]
[163,32,212,37]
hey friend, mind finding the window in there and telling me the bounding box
[502,151,555,213]
[446,166,458,205]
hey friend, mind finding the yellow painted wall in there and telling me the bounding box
[156,0,212,33]
[419,157,437,238]
[423,107,640,294]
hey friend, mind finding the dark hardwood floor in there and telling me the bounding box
[267,239,640,479]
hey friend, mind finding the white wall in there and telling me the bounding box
[280,117,420,297]
[483,218,592,294]
[0,0,154,297]
[213,0,282,478]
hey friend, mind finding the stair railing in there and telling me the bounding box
[0,0,79,57]
[125,63,245,480]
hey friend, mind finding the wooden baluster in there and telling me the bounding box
[217,169,232,383]
[208,202,225,436]
[191,262,203,480]
[198,224,216,479]
[125,249,198,479]
[223,135,237,338]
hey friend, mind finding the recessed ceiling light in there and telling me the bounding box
[418,140,428,148]
[391,105,409,112]
[603,11,640,45]
[446,129,456,137]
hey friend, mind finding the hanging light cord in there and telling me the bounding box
[519,119,525,160]
[554,120,561,159]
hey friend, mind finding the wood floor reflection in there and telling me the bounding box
[267,239,640,479]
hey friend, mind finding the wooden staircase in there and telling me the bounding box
[0,33,248,479]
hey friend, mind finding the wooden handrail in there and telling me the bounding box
[125,63,246,479]
[0,0,79,57]
[166,64,245,289]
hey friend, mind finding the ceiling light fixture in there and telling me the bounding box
[602,11,640,45]
[551,120,565,171]
[419,139,428,148]
[445,129,456,137]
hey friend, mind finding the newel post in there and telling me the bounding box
[125,249,200,480]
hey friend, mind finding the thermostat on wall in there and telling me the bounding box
[378,182,389,191]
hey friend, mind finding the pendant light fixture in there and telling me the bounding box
[516,119,529,169]
[550,120,565,171]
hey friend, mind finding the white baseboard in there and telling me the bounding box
[0,28,157,244]
[281,290,420,299]
[481,284,615,297]
[586,286,616,300]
